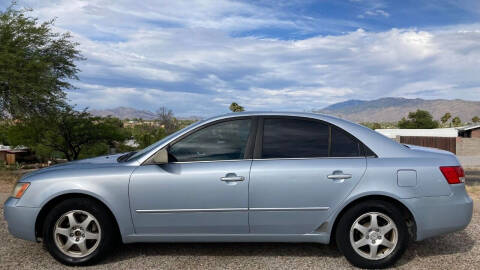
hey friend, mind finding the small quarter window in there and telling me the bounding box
[330,127,361,157]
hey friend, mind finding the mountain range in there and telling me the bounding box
[317,97,480,122]
[89,98,480,123]
[89,107,157,120]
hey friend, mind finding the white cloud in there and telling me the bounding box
[13,0,480,116]
[66,26,480,116]
[23,0,302,35]
[358,9,390,19]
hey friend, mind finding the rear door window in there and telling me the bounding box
[261,117,366,158]
[262,118,329,158]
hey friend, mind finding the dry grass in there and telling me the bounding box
[0,169,31,193]
[466,185,480,200]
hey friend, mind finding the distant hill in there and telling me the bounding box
[318,97,480,122]
[89,98,480,123]
[89,107,156,120]
[89,107,202,121]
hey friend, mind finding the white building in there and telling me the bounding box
[375,128,458,139]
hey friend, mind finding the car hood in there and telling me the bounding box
[21,153,127,180]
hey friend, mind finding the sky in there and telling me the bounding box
[3,0,480,116]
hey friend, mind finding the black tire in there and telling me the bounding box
[335,200,409,269]
[42,198,116,266]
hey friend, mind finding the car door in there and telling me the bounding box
[129,117,255,234]
[249,117,367,234]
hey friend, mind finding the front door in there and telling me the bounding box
[130,118,254,234]
[249,117,367,234]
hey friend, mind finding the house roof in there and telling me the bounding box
[0,145,10,150]
[0,149,28,154]
[0,145,29,152]
[457,124,480,131]
[375,128,458,138]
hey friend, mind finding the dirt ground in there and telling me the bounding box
[0,170,26,193]
[468,185,480,200]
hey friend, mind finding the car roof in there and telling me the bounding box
[208,111,340,121]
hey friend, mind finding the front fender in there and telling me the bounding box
[16,166,136,241]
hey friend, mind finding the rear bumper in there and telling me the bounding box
[401,185,473,241]
[3,197,39,242]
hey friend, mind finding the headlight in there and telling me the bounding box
[11,182,30,199]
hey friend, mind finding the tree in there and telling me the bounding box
[371,122,382,130]
[229,102,245,112]
[472,116,480,123]
[398,110,439,129]
[130,124,167,149]
[0,3,84,118]
[441,112,451,125]
[0,121,10,145]
[7,107,129,161]
[360,122,382,130]
[451,116,462,127]
[156,106,178,134]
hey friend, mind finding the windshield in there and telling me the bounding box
[126,120,204,162]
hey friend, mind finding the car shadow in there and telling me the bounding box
[101,229,475,266]
[101,242,343,265]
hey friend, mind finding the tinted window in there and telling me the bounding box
[262,118,329,158]
[330,127,361,157]
[169,119,251,162]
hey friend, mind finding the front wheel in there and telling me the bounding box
[42,198,116,265]
[335,200,409,269]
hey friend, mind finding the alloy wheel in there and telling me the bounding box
[349,212,398,260]
[53,210,101,258]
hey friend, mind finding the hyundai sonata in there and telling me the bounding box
[4,112,473,268]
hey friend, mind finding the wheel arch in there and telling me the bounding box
[329,194,417,244]
[35,192,121,241]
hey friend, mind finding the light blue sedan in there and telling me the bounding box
[4,112,473,268]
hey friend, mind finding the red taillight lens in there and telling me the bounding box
[439,166,465,184]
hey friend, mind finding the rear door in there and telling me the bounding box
[249,117,367,234]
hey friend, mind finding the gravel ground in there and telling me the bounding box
[1,192,479,270]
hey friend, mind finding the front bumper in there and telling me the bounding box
[3,197,39,242]
[401,184,473,241]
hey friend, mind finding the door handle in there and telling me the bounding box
[327,171,352,180]
[220,173,245,182]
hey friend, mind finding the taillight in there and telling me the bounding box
[439,166,465,184]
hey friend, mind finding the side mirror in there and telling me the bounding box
[151,148,169,164]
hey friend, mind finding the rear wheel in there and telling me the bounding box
[335,200,409,269]
[43,198,116,265]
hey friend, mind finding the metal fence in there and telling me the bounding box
[399,136,456,154]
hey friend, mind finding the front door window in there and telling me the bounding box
[169,119,252,162]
